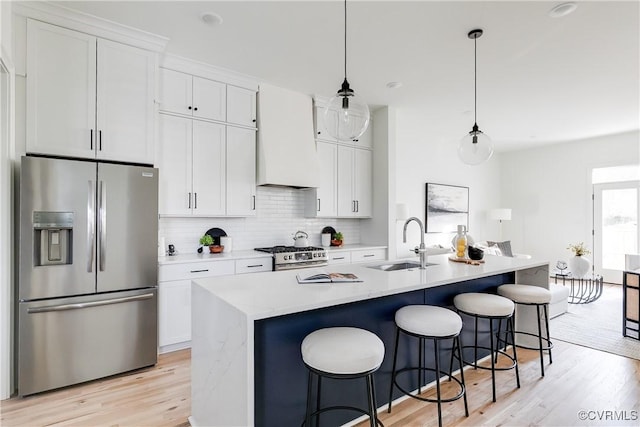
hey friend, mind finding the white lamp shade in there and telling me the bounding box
[458,131,494,165]
[325,94,370,141]
[396,203,409,221]
[489,208,512,221]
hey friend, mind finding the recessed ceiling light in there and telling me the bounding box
[386,81,403,89]
[549,2,577,18]
[200,12,223,26]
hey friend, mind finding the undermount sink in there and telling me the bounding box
[368,261,437,271]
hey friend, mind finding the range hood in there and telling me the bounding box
[256,83,320,188]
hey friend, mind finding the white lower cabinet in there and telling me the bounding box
[327,252,351,265]
[158,256,271,352]
[327,248,386,266]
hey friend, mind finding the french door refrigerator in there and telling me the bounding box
[18,155,159,396]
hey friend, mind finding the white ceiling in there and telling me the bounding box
[49,0,640,152]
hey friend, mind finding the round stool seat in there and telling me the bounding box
[301,327,384,375]
[396,305,462,337]
[454,293,514,317]
[497,284,552,304]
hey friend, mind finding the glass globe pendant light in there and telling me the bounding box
[324,0,370,142]
[459,29,494,165]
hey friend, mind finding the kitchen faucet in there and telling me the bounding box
[403,217,428,269]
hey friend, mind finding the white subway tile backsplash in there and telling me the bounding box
[159,186,361,255]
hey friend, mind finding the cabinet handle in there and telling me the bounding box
[194,107,198,111]
[190,269,209,273]
[99,130,102,151]
[356,200,359,212]
[333,256,345,260]
[252,119,256,123]
[246,264,263,268]
[363,254,375,257]
[317,198,321,212]
[194,192,198,209]
[252,195,256,210]
[188,192,191,209]
[188,106,192,110]
[90,129,94,150]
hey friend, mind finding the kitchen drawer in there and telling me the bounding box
[235,257,272,274]
[328,252,351,265]
[351,248,386,263]
[158,260,235,282]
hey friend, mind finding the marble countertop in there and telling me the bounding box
[193,253,548,321]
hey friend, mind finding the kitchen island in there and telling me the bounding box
[189,253,549,427]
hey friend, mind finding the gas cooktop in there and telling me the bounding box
[255,245,325,254]
[254,246,328,271]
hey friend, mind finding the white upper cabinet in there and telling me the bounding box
[159,68,227,122]
[192,120,226,216]
[337,145,372,218]
[26,19,156,164]
[227,85,257,128]
[314,105,338,143]
[304,141,338,217]
[226,126,257,216]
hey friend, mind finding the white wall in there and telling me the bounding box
[394,107,502,258]
[500,131,640,267]
[159,186,362,255]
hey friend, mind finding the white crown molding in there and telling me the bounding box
[12,1,168,52]
[160,53,258,91]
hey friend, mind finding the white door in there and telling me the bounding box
[192,120,226,216]
[26,20,96,158]
[315,142,338,217]
[593,181,640,283]
[337,145,355,217]
[226,127,256,216]
[159,68,193,115]
[96,39,155,164]
[192,77,226,122]
[353,148,373,217]
[227,86,256,127]
[157,114,192,216]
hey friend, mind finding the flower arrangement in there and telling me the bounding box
[567,242,591,256]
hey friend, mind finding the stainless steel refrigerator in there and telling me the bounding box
[18,155,159,396]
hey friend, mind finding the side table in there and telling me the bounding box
[554,274,604,304]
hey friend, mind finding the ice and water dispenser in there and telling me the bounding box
[33,211,73,266]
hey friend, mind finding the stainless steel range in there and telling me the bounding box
[255,246,328,271]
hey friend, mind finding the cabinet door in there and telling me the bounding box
[159,279,191,347]
[157,114,192,216]
[26,20,96,159]
[192,77,226,122]
[315,141,338,217]
[354,148,373,217]
[192,120,226,216]
[353,117,373,149]
[96,39,156,164]
[315,105,338,142]
[227,86,257,127]
[337,145,355,217]
[159,68,193,116]
[226,126,256,216]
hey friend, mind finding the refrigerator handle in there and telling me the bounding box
[27,293,155,314]
[87,180,95,272]
[98,180,107,271]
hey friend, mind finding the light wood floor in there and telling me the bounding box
[2,341,639,426]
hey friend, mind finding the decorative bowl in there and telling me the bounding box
[209,245,224,254]
[468,246,484,261]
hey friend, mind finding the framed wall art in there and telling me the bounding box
[425,183,469,233]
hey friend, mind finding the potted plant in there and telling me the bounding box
[567,242,591,278]
[199,234,224,253]
[331,231,344,247]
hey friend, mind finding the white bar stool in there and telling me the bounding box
[453,292,520,402]
[301,327,385,427]
[387,305,469,427]
[497,284,553,376]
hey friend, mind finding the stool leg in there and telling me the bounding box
[536,304,545,377]
[489,318,497,402]
[434,338,443,427]
[387,327,400,413]
[544,304,553,365]
[305,370,313,427]
[474,315,479,369]
[316,375,322,427]
[365,374,376,427]
[508,316,521,389]
[418,337,423,394]
[456,336,469,417]
[494,318,503,364]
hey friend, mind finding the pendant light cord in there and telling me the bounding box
[344,0,348,80]
[474,34,477,125]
